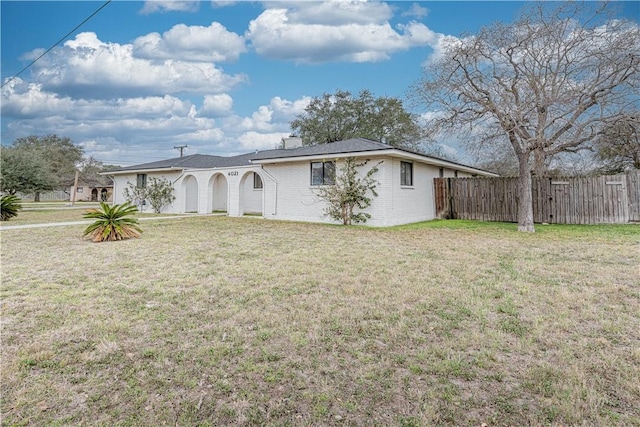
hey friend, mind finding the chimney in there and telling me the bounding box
[283,136,303,149]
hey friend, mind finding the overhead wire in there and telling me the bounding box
[1,0,112,89]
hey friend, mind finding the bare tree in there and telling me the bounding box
[412,2,639,232]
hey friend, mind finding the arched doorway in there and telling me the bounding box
[208,174,228,213]
[238,171,263,216]
[183,175,199,212]
[100,188,109,201]
[91,189,98,201]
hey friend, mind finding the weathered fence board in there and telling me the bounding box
[434,170,640,225]
[627,171,640,222]
[16,190,69,202]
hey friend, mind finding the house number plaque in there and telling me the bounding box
[227,171,238,176]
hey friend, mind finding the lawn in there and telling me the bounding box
[2,205,180,226]
[1,216,638,426]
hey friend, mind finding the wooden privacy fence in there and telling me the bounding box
[435,170,640,224]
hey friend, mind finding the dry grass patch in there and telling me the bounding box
[2,206,179,226]
[1,217,639,426]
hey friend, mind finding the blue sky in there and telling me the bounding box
[2,1,638,166]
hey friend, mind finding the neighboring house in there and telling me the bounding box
[69,178,113,202]
[103,138,497,227]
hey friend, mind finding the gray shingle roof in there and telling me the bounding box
[104,138,494,175]
[106,154,223,172]
[105,139,389,172]
[250,138,390,161]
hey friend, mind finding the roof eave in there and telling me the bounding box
[249,149,387,164]
[100,167,185,175]
[251,149,498,177]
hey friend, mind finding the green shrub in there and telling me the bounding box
[83,202,142,242]
[0,194,22,221]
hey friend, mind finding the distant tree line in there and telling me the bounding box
[0,134,117,200]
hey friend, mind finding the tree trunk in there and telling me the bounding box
[516,152,535,232]
[342,203,349,225]
[532,149,547,176]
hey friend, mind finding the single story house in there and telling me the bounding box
[70,180,113,202]
[104,138,497,227]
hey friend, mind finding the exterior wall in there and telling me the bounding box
[110,167,267,215]
[441,167,474,178]
[381,161,474,226]
[171,167,266,215]
[71,186,113,202]
[209,174,228,212]
[260,161,327,223]
[248,156,473,227]
[183,175,198,212]
[108,158,480,224]
[111,171,182,213]
[384,159,437,226]
[240,172,263,214]
[261,157,388,226]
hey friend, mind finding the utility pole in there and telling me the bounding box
[174,145,187,157]
[69,170,80,206]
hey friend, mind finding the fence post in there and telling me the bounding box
[447,178,455,219]
[626,170,640,222]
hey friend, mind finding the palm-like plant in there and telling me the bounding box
[83,202,142,242]
[0,194,22,221]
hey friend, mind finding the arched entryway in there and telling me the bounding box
[208,173,228,213]
[183,175,199,212]
[238,171,264,216]
[91,189,98,201]
[100,188,109,201]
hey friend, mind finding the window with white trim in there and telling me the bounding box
[253,173,263,189]
[136,173,147,188]
[310,161,335,186]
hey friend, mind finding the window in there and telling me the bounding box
[311,161,335,186]
[400,161,413,186]
[253,172,263,189]
[76,187,83,193]
[439,168,444,178]
[136,173,147,188]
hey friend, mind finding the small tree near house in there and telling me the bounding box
[123,177,176,213]
[316,157,382,225]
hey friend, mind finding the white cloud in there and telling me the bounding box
[24,32,247,98]
[211,1,237,7]
[246,4,440,63]
[424,34,467,64]
[238,131,289,151]
[268,96,311,122]
[236,96,311,133]
[241,105,275,132]
[133,22,246,62]
[201,94,234,117]
[402,3,429,19]
[2,78,309,165]
[1,79,74,118]
[282,0,393,26]
[140,1,200,15]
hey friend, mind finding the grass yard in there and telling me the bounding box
[1,216,638,426]
[2,206,180,226]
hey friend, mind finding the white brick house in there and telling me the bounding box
[104,138,496,227]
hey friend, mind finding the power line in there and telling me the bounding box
[1,0,112,89]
